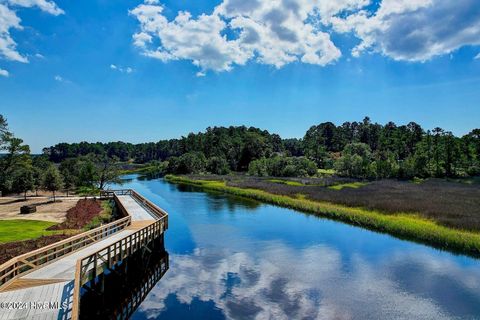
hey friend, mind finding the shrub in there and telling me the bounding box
[248,156,317,177]
[167,152,206,174]
[207,156,230,175]
[248,158,268,176]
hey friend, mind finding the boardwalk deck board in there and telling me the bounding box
[0,191,166,320]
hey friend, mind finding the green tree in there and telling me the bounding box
[12,165,34,200]
[43,166,64,201]
[248,158,268,177]
[207,157,230,175]
[32,167,43,196]
[94,155,120,190]
[335,143,372,179]
[177,152,207,174]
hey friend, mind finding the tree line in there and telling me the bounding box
[0,115,120,199]
[1,113,479,199]
[43,118,480,180]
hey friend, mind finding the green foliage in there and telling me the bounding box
[248,156,317,177]
[267,179,304,186]
[167,152,207,174]
[328,182,368,190]
[206,156,230,175]
[83,200,114,230]
[335,143,372,179]
[43,165,64,200]
[11,164,34,199]
[2,111,480,185]
[76,186,100,197]
[140,160,169,178]
[247,158,268,176]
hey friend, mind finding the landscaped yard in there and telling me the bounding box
[0,219,59,243]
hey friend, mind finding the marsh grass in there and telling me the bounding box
[328,182,368,190]
[267,179,305,186]
[166,175,480,258]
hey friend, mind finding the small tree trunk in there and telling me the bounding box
[24,191,27,200]
[36,189,38,197]
[53,190,56,202]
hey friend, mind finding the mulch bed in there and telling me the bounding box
[0,199,105,265]
[48,199,103,230]
[0,234,73,265]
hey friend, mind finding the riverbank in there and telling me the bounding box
[165,175,480,258]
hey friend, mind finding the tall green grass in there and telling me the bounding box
[267,179,304,186]
[166,175,480,258]
[328,182,368,190]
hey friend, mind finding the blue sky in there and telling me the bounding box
[1,0,480,153]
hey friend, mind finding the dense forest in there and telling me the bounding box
[43,117,480,180]
[1,113,480,196]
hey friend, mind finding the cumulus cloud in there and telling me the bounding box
[110,64,134,73]
[136,244,480,319]
[475,53,480,60]
[0,67,8,76]
[130,0,480,74]
[0,0,62,64]
[330,0,480,61]
[7,0,64,15]
[130,0,342,75]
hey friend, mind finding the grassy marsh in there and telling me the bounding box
[166,174,480,257]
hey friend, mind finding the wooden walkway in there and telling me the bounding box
[0,190,168,320]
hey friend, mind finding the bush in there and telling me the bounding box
[248,158,268,176]
[167,152,206,174]
[207,157,230,175]
[248,156,317,177]
[335,143,372,179]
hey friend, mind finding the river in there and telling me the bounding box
[112,175,480,320]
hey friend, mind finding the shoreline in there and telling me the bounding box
[165,174,480,259]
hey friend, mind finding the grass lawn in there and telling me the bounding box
[328,182,369,190]
[0,220,59,244]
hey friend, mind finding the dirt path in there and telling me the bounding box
[0,197,78,223]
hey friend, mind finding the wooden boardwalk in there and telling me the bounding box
[0,190,168,320]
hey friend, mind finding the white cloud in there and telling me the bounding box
[131,0,480,74]
[330,0,480,61]
[7,0,64,15]
[475,53,480,60]
[130,0,342,75]
[110,64,134,73]
[0,68,8,76]
[0,0,62,64]
[136,244,480,319]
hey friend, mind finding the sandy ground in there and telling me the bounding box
[0,196,79,223]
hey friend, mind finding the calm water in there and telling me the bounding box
[113,175,480,320]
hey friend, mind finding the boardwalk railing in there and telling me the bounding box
[112,252,169,319]
[0,216,131,289]
[72,189,169,320]
[101,189,169,223]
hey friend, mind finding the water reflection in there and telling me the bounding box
[80,242,169,319]
[112,176,480,320]
[133,245,480,320]
[173,183,262,212]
